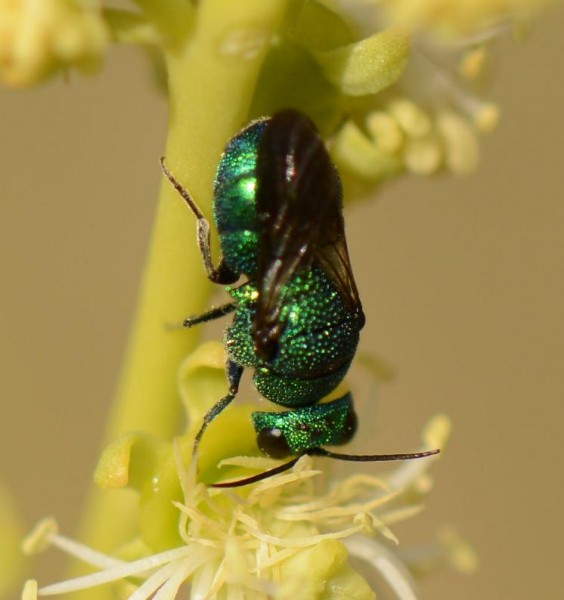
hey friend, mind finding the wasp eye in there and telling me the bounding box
[257,427,292,458]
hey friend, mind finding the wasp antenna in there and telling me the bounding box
[310,448,440,462]
[210,448,440,488]
[211,456,301,488]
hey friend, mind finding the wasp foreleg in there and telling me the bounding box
[192,360,244,456]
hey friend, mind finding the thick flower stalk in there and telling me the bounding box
[0,486,26,597]
[0,0,547,597]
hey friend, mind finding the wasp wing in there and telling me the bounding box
[314,220,365,326]
[252,110,364,361]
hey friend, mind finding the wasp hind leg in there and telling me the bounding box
[160,157,238,285]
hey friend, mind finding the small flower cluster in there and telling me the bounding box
[362,0,549,38]
[23,415,472,599]
[0,0,546,182]
[334,94,499,185]
[330,0,514,188]
[0,0,108,87]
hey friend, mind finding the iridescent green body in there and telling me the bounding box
[168,111,364,459]
[225,265,358,407]
[162,111,439,486]
[213,119,265,277]
[215,119,360,412]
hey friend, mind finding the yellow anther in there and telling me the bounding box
[459,46,488,80]
[436,111,479,174]
[403,136,442,174]
[389,98,432,138]
[366,111,404,153]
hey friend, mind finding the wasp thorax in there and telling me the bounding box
[253,330,279,362]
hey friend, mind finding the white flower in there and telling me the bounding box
[22,416,467,599]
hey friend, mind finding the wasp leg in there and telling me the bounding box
[193,360,244,456]
[182,302,236,328]
[160,157,238,284]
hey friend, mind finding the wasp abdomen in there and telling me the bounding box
[213,119,267,277]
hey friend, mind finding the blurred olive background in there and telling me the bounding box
[1,12,563,599]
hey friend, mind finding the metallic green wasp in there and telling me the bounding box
[162,110,437,486]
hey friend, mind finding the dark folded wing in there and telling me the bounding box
[252,110,364,360]
[315,222,365,326]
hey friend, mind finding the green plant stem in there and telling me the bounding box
[74,0,290,593]
[131,0,194,44]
